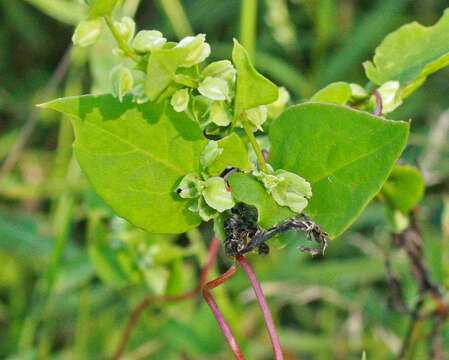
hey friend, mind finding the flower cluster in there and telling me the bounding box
[177,141,235,221]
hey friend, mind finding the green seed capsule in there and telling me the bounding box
[198,77,229,101]
[72,18,103,47]
[202,177,235,212]
[271,170,312,213]
[132,30,167,53]
[170,89,190,112]
[110,65,134,102]
[209,101,231,127]
[176,173,202,199]
[200,141,223,169]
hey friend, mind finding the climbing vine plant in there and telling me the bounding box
[41,1,449,358]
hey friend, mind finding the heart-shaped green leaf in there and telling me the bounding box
[40,94,207,234]
[380,165,424,214]
[232,39,278,111]
[228,172,294,228]
[269,103,409,238]
[363,9,449,98]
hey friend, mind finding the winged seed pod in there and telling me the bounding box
[170,89,190,112]
[114,16,135,42]
[376,81,402,114]
[271,170,312,213]
[110,65,134,102]
[175,34,211,67]
[198,77,230,101]
[132,30,167,53]
[202,177,235,212]
[200,141,224,168]
[201,60,236,83]
[72,18,103,47]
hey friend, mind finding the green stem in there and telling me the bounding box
[104,15,142,63]
[240,0,257,61]
[159,0,193,39]
[240,113,269,173]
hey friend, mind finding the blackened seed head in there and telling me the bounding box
[176,188,182,194]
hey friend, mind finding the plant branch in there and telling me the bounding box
[202,264,245,360]
[239,0,257,61]
[113,236,221,360]
[104,15,142,63]
[237,256,284,360]
[240,113,269,173]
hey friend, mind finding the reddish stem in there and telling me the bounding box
[237,256,284,360]
[202,264,246,360]
[113,236,221,360]
[371,88,382,116]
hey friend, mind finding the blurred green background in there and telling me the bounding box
[1,0,449,359]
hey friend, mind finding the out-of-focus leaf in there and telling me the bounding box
[23,0,87,25]
[269,103,409,238]
[364,9,449,98]
[380,165,424,213]
[89,0,117,18]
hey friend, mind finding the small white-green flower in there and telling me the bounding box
[376,81,402,114]
[198,77,229,101]
[246,106,268,131]
[170,88,190,112]
[271,170,312,213]
[198,196,219,221]
[200,141,223,169]
[114,16,135,42]
[110,65,134,102]
[72,18,103,47]
[176,173,202,199]
[132,30,167,53]
[176,34,211,67]
[209,101,231,127]
[201,60,236,83]
[202,177,235,212]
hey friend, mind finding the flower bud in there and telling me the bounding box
[202,177,235,212]
[271,170,312,213]
[198,77,229,101]
[202,60,236,83]
[209,101,231,127]
[377,81,402,114]
[175,34,211,67]
[132,30,167,53]
[176,173,202,199]
[267,87,290,119]
[201,141,223,169]
[170,88,190,112]
[72,18,103,47]
[349,83,368,101]
[114,16,135,42]
[110,65,134,102]
[246,106,268,131]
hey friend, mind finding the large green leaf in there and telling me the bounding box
[380,165,424,214]
[269,103,409,238]
[228,172,294,228]
[40,94,207,233]
[363,9,449,98]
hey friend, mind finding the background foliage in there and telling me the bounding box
[1,0,449,359]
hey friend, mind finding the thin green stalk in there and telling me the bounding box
[104,14,142,62]
[240,114,269,173]
[240,0,257,61]
[159,0,193,39]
